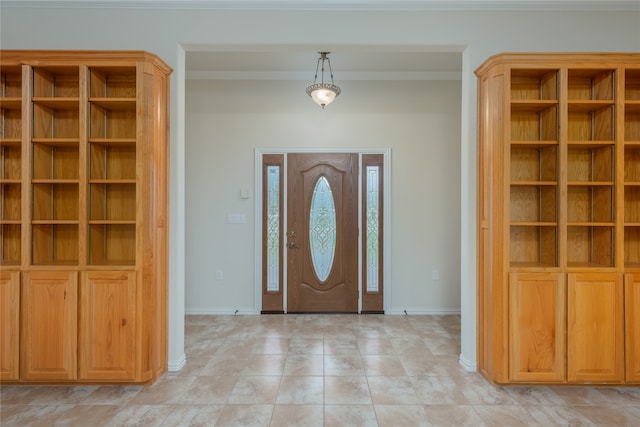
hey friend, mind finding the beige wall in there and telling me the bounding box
[185,79,462,313]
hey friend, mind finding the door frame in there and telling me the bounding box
[254,148,392,314]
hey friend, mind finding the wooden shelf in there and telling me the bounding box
[477,54,640,385]
[0,50,169,385]
[88,220,136,225]
[0,219,21,225]
[0,98,21,109]
[31,179,79,184]
[511,100,558,112]
[89,98,135,110]
[511,181,557,186]
[0,139,21,147]
[567,100,615,112]
[32,97,79,109]
[567,140,615,149]
[625,100,640,113]
[511,140,558,147]
[88,179,136,184]
[88,138,136,146]
[31,138,79,147]
[568,181,614,186]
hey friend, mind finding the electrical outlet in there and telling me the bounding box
[215,270,223,281]
[432,270,440,281]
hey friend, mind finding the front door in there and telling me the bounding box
[286,153,359,312]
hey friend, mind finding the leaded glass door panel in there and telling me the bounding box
[287,153,358,312]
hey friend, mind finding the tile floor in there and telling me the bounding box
[1,314,639,426]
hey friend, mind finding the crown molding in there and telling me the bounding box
[1,1,638,11]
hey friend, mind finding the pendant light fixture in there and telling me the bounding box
[306,52,341,109]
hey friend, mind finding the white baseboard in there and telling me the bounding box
[168,353,187,372]
[186,307,461,316]
[185,307,258,315]
[385,307,461,315]
[459,353,477,372]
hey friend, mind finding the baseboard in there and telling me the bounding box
[385,307,461,315]
[459,353,477,372]
[186,307,461,316]
[168,353,187,372]
[185,307,258,315]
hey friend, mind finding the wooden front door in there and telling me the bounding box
[287,153,358,312]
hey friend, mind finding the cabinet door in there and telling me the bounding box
[509,272,565,382]
[0,271,20,381]
[625,273,640,383]
[567,272,623,383]
[22,271,77,381]
[79,271,136,381]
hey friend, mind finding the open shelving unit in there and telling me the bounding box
[88,66,137,266]
[509,68,559,268]
[1,66,23,266]
[0,51,171,385]
[477,53,640,385]
[566,69,615,268]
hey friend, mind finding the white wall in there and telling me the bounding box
[185,79,462,314]
[1,4,639,371]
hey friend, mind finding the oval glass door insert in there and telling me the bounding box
[309,176,336,282]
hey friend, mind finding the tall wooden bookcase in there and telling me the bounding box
[477,53,640,385]
[0,51,170,384]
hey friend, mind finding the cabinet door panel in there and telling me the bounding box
[625,273,640,383]
[79,271,136,381]
[1,271,20,380]
[567,272,623,383]
[509,272,565,382]
[22,271,78,381]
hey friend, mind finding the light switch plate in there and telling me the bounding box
[227,213,246,224]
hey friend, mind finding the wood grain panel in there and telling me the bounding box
[568,272,623,383]
[79,271,136,381]
[625,273,640,383]
[0,271,20,380]
[510,272,565,382]
[22,271,77,381]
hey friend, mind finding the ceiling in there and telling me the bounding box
[185,50,464,81]
[180,1,633,80]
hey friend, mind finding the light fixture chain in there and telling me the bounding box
[327,57,335,84]
[314,57,322,84]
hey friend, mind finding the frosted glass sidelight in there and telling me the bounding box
[366,166,379,292]
[309,176,336,282]
[267,166,280,291]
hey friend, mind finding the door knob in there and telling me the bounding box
[288,241,297,249]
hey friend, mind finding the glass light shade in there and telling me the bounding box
[306,83,341,109]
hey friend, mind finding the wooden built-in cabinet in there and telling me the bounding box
[0,271,20,380]
[567,272,624,383]
[626,273,640,382]
[508,272,565,383]
[0,50,171,384]
[477,53,640,385]
[22,271,78,381]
